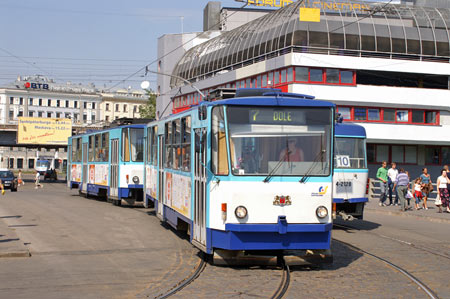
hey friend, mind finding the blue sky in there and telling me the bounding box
[0,0,395,91]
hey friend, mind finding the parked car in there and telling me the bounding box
[44,169,57,180]
[0,169,18,192]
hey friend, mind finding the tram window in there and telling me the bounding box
[102,133,109,162]
[130,128,144,162]
[72,138,81,162]
[94,134,100,162]
[88,135,94,162]
[147,127,152,163]
[173,119,181,169]
[165,122,172,168]
[182,117,191,171]
[151,126,158,166]
[122,128,130,162]
[212,107,229,175]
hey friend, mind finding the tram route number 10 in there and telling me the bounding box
[336,155,351,168]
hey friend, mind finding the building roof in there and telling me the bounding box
[171,0,450,87]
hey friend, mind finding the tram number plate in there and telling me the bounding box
[336,181,352,193]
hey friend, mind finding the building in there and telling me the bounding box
[0,75,148,171]
[158,0,450,178]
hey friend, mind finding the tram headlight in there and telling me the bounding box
[235,206,248,219]
[316,206,328,219]
[132,176,140,184]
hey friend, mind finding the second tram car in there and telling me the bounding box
[68,125,146,205]
[333,123,368,220]
[144,90,335,264]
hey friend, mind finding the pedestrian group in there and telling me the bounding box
[377,161,450,213]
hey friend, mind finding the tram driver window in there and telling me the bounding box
[101,133,109,162]
[130,128,144,162]
[94,134,100,162]
[182,117,191,171]
[212,107,229,175]
[122,128,130,162]
[88,135,95,162]
[165,122,173,168]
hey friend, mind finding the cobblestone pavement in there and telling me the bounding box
[1,183,449,298]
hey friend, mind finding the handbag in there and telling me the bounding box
[435,193,442,206]
[406,190,413,199]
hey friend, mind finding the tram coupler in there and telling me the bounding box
[212,249,333,266]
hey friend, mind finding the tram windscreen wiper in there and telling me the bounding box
[263,139,289,183]
[299,149,326,183]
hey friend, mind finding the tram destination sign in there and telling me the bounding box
[17,117,72,145]
[249,109,305,125]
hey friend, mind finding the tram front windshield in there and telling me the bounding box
[227,106,332,176]
[334,137,366,169]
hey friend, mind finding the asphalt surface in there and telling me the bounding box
[0,182,449,298]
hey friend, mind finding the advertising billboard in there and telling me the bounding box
[17,117,72,145]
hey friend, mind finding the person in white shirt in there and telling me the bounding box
[35,171,43,189]
[387,162,399,206]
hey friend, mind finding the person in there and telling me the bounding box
[413,177,423,210]
[35,171,43,189]
[437,169,450,213]
[387,162,398,206]
[420,168,432,210]
[0,178,4,195]
[394,168,410,212]
[279,138,304,162]
[376,161,389,206]
[17,170,24,186]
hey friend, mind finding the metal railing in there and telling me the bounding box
[368,178,438,202]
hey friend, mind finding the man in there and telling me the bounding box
[394,168,410,212]
[35,171,43,189]
[376,161,389,206]
[387,162,399,206]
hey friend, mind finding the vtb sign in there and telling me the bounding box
[24,82,49,90]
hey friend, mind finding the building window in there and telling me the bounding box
[326,69,339,83]
[133,105,138,113]
[337,106,438,125]
[29,98,33,105]
[84,102,87,109]
[106,103,110,111]
[91,114,95,122]
[28,158,35,169]
[83,114,87,122]
[92,103,96,109]
[310,69,324,82]
[47,112,52,118]
[124,104,127,112]
[29,111,34,117]
[9,97,13,104]
[8,158,14,169]
[17,158,23,169]
[17,111,23,117]
[48,99,51,106]
[368,144,418,164]
[56,112,61,118]
[19,97,23,105]
[340,70,354,84]
[295,67,309,82]
[65,100,69,107]
[106,116,110,122]
[39,99,42,106]
[56,100,60,107]
[74,113,79,121]
[116,104,120,112]
[74,101,78,108]
[9,110,13,119]
[65,113,71,119]
[38,111,43,117]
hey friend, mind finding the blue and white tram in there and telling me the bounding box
[67,125,146,205]
[333,123,368,220]
[144,91,335,264]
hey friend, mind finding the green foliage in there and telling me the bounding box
[139,89,157,119]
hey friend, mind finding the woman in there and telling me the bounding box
[420,168,432,210]
[436,169,450,213]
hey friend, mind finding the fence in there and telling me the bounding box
[368,178,438,201]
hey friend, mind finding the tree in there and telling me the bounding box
[139,89,156,119]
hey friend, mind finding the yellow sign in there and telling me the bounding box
[17,117,72,145]
[247,0,294,8]
[300,1,371,13]
[299,7,320,22]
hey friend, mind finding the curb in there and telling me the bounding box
[0,250,31,258]
[366,207,450,224]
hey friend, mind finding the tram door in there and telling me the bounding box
[193,128,207,247]
[82,143,88,191]
[157,135,164,220]
[110,139,119,197]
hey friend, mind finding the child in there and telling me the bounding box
[35,171,43,189]
[0,178,4,195]
[413,177,423,210]
[18,170,24,186]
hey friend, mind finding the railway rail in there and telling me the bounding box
[270,263,291,299]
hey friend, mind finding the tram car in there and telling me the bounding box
[333,122,368,220]
[67,124,146,205]
[144,89,335,265]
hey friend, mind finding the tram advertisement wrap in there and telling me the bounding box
[87,165,108,186]
[145,166,157,199]
[89,165,95,184]
[164,173,191,218]
[71,165,81,182]
[17,117,72,145]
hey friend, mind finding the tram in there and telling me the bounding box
[67,124,146,205]
[333,122,368,220]
[144,89,335,265]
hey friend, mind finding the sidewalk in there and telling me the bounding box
[365,197,450,224]
[0,216,30,258]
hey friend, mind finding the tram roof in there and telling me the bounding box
[70,124,146,138]
[172,0,450,87]
[203,95,335,108]
[335,122,366,137]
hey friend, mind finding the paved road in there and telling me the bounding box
[1,183,449,298]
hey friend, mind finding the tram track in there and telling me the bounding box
[270,263,291,299]
[333,223,440,299]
